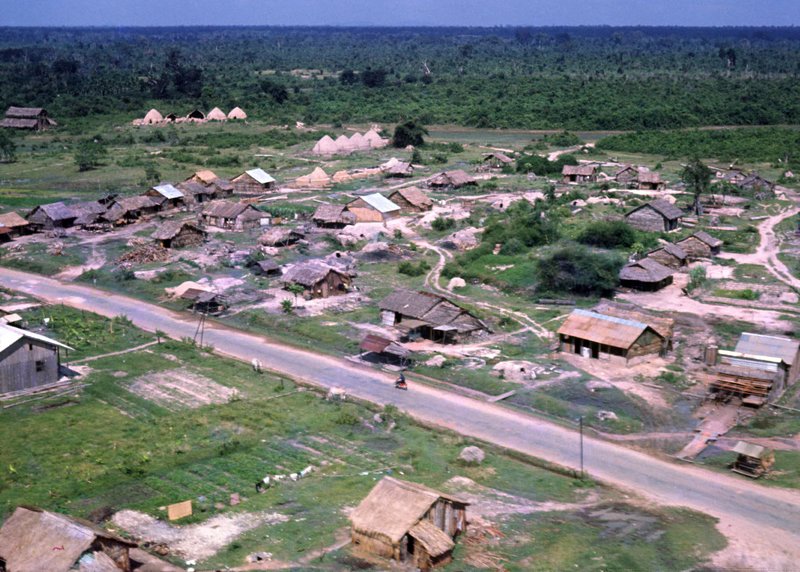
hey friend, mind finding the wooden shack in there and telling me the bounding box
[151,220,206,248]
[388,187,433,213]
[557,309,668,365]
[178,181,216,205]
[346,193,401,223]
[0,323,73,395]
[359,334,410,366]
[145,184,185,210]
[637,171,666,190]
[200,201,267,231]
[26,202,77,231]
[248,259,281,277]
[0,506,136,572]
[185,169,220,187]
[428,170,477,190]
[731,441,774,478]
[676,231,723,259]
[561,164,597,183]
[0,107,57,130]
[232,168,276,194]
[312,204,355,228]
[739,173,775,196]
[383,161,415,178]
[619,258,674,291]
[482,152,514,170]
[350,477,468,571]
[614,165,638,186]
[379,290,488,344]
[281,262,353,299]
[0,212,31,240]
[625,199,683,232]
[646,243,687,269]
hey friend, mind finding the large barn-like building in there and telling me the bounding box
[557,309,669,365]
[0,107,57,131]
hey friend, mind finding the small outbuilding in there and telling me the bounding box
[0,107,57,130]
[557,309,668,365]
[151,220,206,248]
[428,170,477,190]
[102,196,160,225]
[200,201,267,231]
[178,180,216,205]
[379,290,488,344]
[614,165,638,186]
[186,169,221,186]
[625,199,683,232]
[0,323,73,395]
[638,171,666,191]
[482,152,514,170]
[350,477,468,570]
[232,168,276,194]
[677,231,723,259]
[0,505,136,572]
[619,258,674,291]
[281,262,353,298]
[383,160,415,178]
[0,212,31,240]
[259,227,302,247]
[312,204,355,228]
[145,184,185,209]
[562,164,597,184]
[388,187,433,213]
[738,173,775,196]
[346,193,401,223]
[731,442,774,479]
[646,243,687,269]
[26,202,77,231]
[359,334,410,366]
[248,259,281,277]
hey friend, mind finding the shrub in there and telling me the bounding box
[536,242,624,297]
[688,266,708,292]
[398,260,431,276]
[431,217,456,232]
[577,220,638,249]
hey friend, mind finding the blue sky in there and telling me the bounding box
[2,0,799,27]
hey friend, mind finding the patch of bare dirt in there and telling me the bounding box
[128,368,239,410]
[111,509,288,562]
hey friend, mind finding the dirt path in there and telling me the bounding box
[55,243,107,281]
[67,340,159,365]
[418,239,551,339]
[546,142,595,162]
[717,202,800,291]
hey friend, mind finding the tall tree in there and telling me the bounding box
[681,157,712,215]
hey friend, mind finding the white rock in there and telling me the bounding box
[448,277,467,290]
[458,446,485,465]
[425,355,447,368]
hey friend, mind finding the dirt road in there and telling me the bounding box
[2,267,800,567]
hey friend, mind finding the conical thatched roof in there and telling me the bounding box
[227,107,247,120]
[335,134,355,155]
[143,109,163,124]
[312,135,338,156]
[349,132,370,150]
[364,129,388,149]
[207,107,227,121]
[295,167,331,188]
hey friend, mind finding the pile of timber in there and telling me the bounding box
[711,365,775,398]
[116,244,171,267]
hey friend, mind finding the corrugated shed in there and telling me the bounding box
[558,309,651,349]
[735,333,800,366]
[151,184,183,200]
[733,441,768,459]
[355,193,400,214]
[244,168,275,185]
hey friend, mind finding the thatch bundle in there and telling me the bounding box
[335,134,355,155]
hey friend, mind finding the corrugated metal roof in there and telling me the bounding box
[557,309,651,349]
[245,168,276,185]
[735,333,799,366]
[0,323,73,353]
[152,184,184,200]
[358,193,400,214]
[733,441,767,459]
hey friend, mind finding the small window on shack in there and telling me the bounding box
[35,360,45,372]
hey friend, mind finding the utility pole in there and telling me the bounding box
[579,416,585,478]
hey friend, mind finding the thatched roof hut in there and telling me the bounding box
[428,170,477,189]
[619,258,674,291]
[388,187,433,213]
[151,220,206,248]
[312,135,338,156]
[186,169,220,186]
[1,107,56,130]
[0,211,30,238]
[143,109,163,124]
[281,262,353,298]
[625,199,683,232]
[312,204,355,228]
[227,107,247,120]
[379,290,488,343]
[350,477,468,570]
[207,107,227,121]
[200,200,266,231]
[0,506,136,572]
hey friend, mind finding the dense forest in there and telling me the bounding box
[1,26,800,129]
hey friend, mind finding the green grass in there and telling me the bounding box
[0,242,89,275]
[701,450,800,490]
[733,263,774,283]
[712,288,761,301]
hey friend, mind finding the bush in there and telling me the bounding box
[542,130,582,147]
[688,266,707,292]
[577,220,639,249]
[482,200,561,248]
[536,242,625,297]
[431,217,456,232]
[398,260,431,276]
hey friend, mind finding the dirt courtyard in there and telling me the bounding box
[128,368,239,410]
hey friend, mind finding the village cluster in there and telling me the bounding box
[0,101,798,572]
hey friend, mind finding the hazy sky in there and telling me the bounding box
[2,0,799,27]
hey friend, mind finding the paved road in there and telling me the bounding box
[3,267,800,563]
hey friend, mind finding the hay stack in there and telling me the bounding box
[143,109,163,124]
[227,106,247,120]
[364,129,389,149]
[207,107,227,121]
[350,132,370,150]
[295,167,331,188]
